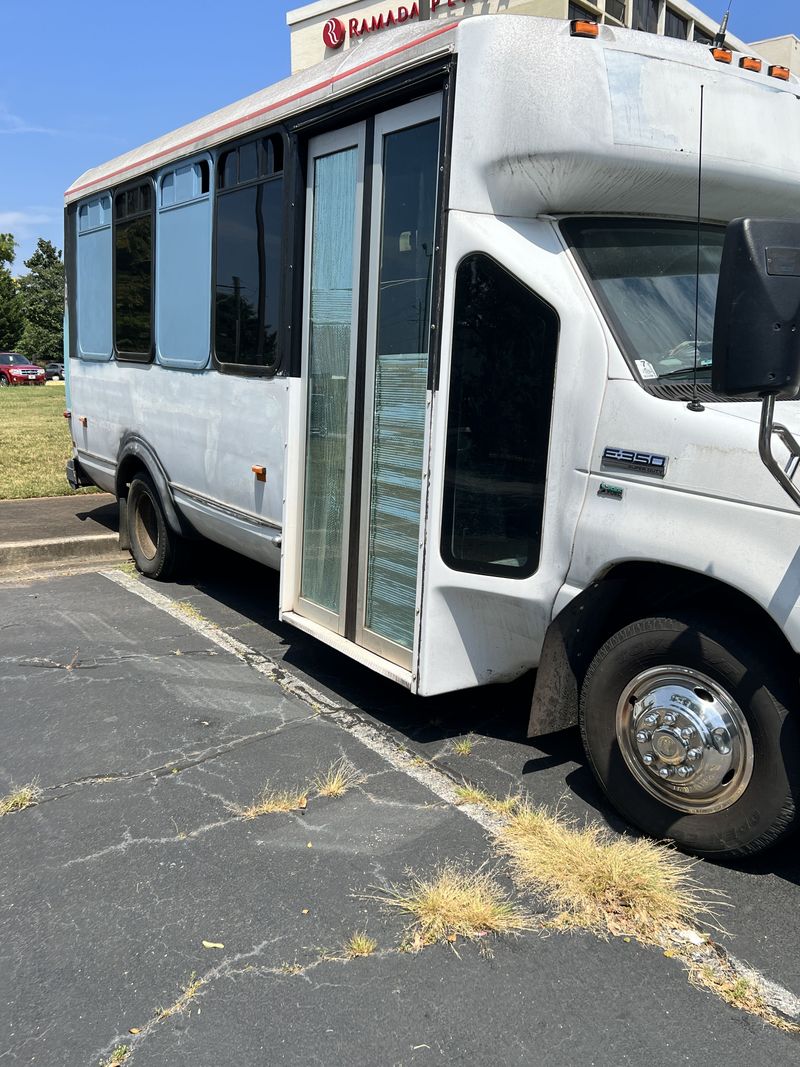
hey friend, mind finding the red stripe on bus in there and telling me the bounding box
[65,22,458,199]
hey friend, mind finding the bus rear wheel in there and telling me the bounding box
[579,614,800,858]
[127,472,179,580]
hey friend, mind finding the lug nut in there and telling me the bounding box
[636,730,651,743]
[642,754,654,765]
[658,767,672,779]
[644,714,659,726]
[676,766,693,778]
[712,728,731,755]
[687,748,702,761]
[681,727,693,740]
[663,713,677,725]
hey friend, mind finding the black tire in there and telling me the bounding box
[127,473,180,580]
[0,376,8,387]
[580,614,800,858]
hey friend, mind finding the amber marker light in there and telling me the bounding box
[569,19,599,38]
[769,64,791,81]
[711,47,733,64]
[63,410,71,419]
[252,465,267,482]
[739,56,763,73]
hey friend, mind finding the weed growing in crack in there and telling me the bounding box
[154,972,204,1021]
[174,601,205,623]
[454,784,520,816]
[100,1046,129,1066]
[345,932,378,958]
[232,787,309,820]
[313,757,365,799]
[689,960,800,1033]
[373,862,533,949]
[451,737,475,757]
[0,780,42,817]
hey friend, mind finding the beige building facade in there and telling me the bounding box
[751,34,800,74]
[286,0,753,73]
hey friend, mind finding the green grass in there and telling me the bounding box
[0,382,97,499]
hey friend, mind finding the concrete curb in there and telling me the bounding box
[0,533,127,575]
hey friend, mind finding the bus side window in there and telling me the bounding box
[157,159,212,369]
[114,181,155,361]
[76,194,113,360]
[441,254,559,578]
[213,133,284,372]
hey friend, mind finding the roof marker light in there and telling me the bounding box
[768,64,791,81]
[739,56,763,73]
[570,19,599,39]
[711,47,733,64]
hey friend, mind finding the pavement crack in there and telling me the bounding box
[40,713,318,801]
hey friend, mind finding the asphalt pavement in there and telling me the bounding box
[1,556,799,1066]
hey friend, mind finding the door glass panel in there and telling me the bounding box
[364,120,440,649]
[300,147,359,616]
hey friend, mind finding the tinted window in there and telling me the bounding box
[632,0,658,33]
[214,135,284,369]
[114,182,154,359]
[664,7,688,38]
[442,255,559,578]
[605,0,626,21]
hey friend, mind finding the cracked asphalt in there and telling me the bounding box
[1,553,799,1066]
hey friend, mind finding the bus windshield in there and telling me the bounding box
[562,219,725,384]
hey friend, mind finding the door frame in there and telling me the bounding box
[293,121,366,636]
[354,94,444,669]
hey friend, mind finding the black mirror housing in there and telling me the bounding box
[712,218,800,399]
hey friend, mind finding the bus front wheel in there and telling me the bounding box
[127,473,179,580]
[580,614,799,858]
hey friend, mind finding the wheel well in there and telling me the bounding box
[114,437,196,545]
[528,562,798,737]
[116,454,147,498]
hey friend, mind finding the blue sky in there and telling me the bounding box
[0,0,796,272]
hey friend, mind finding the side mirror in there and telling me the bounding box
[712,218,800,398]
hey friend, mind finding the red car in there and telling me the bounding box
[0,352,46,386]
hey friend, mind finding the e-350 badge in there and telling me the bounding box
[601,447,668,478]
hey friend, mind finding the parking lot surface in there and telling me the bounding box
[1,558,799,1065]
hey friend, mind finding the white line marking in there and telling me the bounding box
[101,568,800,1020]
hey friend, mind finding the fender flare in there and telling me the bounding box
[115,433,196,543]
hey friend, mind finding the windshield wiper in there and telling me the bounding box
[656,365,712,381]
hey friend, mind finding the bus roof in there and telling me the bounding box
[66,16,800,220]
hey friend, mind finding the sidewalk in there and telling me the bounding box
[0,493,127,577]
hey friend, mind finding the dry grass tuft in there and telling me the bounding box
[0,780,42,817]
[374,862,533,948]
[345,932,378,958]
[454,784,520,816]
[495,801,718,943]
[451,736,475,757]
[313,757,365,799]
[233,786,309,820]
[155,973,204,1021]
[100,1046,130,1067]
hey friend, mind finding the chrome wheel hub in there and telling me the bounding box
[616,666,753,814]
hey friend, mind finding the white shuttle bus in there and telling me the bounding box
[64,15,800,858]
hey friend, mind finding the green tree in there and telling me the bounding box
[17,239,64,362]
[0,233,15,267]
[0,234,23,351]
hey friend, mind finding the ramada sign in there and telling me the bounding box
[322,0,468,48]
